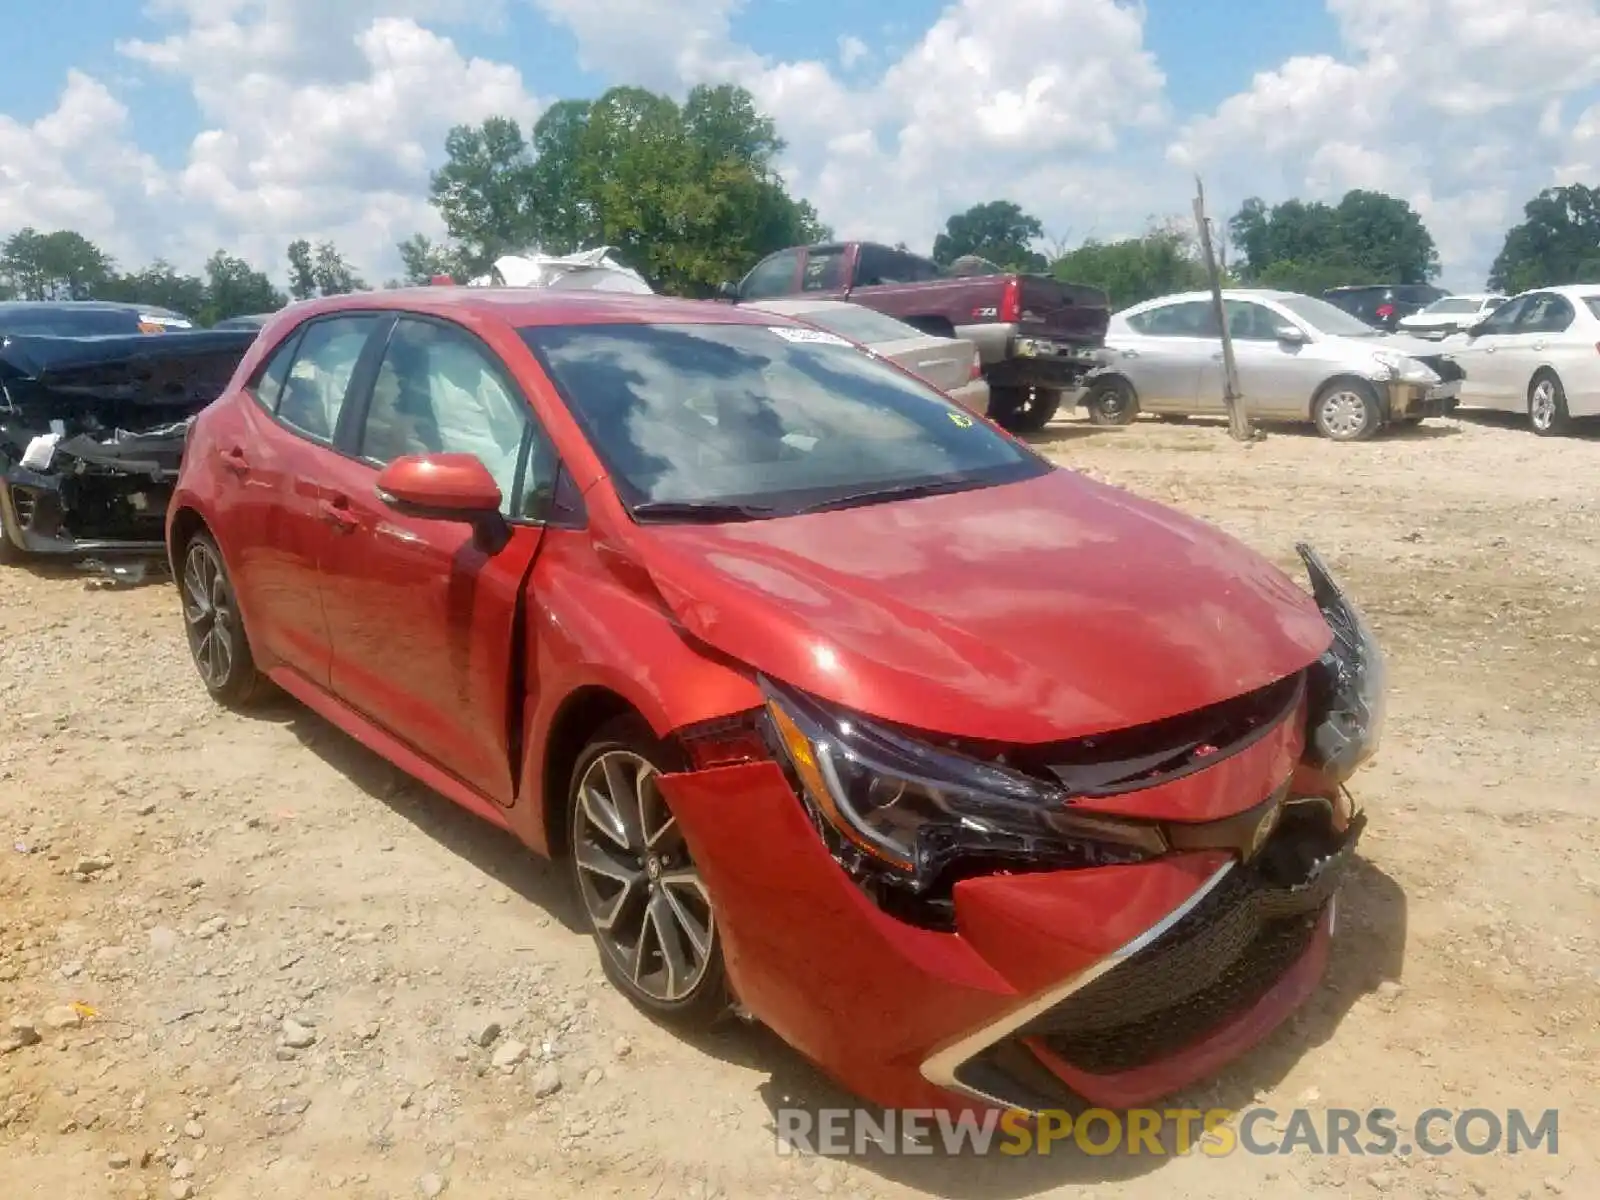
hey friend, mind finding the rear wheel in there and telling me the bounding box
[568,715,728,1029]
[1082,376,1138,426]
[988,386,1062,433]
[180,531,265,707]
[1528,372,1572,437]
[1312,379,1382,442]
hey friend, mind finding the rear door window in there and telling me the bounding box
[1127,300,1218,337]
[739,250,802,299]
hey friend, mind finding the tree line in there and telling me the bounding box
[3,79,1599,322]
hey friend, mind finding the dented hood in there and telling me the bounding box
[630,469,1333,744]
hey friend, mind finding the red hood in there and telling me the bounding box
[626,468,1332,744]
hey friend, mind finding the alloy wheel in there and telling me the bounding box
[572,750,715,1004]
[1318,390,1369,439]
[182,539,235,689]
[1530,379,1557,432]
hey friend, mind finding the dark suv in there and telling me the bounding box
[1321,285,1449,331]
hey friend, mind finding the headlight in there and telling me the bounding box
[1296,543,1386,784]
[759,678,1164,890]
[1370,350,1440,385]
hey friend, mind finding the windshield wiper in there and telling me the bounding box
[630,499,780,523]
[794,478,979,514]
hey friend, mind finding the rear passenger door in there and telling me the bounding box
[315,315,560,807]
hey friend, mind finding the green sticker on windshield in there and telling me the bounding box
[947,411,974,428]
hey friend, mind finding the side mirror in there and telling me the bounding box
[1463,321,1487,338]
[1275,324,1309,345]
[716,281,740,302]
[375,453,509,554]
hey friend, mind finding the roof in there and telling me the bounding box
[742,297,858,316]
[1123,288,1301,309]
[279,286,796,330]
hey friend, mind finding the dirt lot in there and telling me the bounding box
[2,408,1597,1200]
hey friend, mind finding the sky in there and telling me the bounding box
[4,0,1600,292]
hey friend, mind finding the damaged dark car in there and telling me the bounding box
[0,330,255,563]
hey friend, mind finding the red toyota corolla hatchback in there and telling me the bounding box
[167,287,1384,1115]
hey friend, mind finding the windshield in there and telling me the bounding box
[521,321,1045,516]
[1421,297,1480,315]
[791,304,922,346]
[1276,295,1383,337]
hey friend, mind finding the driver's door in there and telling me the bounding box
[315,315,557,807]
[1449,295,1527,409]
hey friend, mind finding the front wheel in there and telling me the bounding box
[1528,373,1572,437]
[1082,376,1138,425]
[988,386,1062,433]
[180,530,265,707]
[1313,380,1382,441]
[568,716,728,1029]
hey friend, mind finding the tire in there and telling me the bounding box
[989,385,1063,433]
[1528,372,1572,437]
[1082,376,1138,426]
[179,530,265,707]
[1312,379,1382,442]
[568,715,729,1029]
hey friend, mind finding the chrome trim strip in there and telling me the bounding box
[918,859,1237,1111]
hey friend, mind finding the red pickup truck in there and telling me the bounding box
[719,241,1110,432]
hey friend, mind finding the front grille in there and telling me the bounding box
[1015,809,1360,1076]
[13,487,36,528]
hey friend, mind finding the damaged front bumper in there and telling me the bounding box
[1386,378,1459,420]
[0,425,188,557]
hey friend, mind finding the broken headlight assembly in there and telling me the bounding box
[758,677,1165,908]
[1297,542,1386,785]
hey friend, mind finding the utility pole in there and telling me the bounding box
[1193,176,1253,442]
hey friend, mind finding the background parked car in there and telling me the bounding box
[1438,284,1600,435]
[1397,294,1506,340]
[1080,289,1461,441]
[721,240,1109,433]
[1322,284,1450,331]
[743,297,989,416]
[212,312,277,330]
[0,300,194,337]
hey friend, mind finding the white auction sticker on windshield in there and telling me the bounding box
[767,326,853,347]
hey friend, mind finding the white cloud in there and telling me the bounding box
[1169,0,1600,287]
[837,35,869,70]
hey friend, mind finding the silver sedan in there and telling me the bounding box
[742,298,990,416]
[1079,289,1462,440]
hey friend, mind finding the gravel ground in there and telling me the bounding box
[2,407,1597,1199]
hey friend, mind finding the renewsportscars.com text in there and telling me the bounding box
[775,1107,1560,1158]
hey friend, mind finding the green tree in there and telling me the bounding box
[311,242,365,295]
[286,239,318,301]
[283,239,365,298]
[0,228,116,300]
[201,251,286,323]
[932,201,1047,272]
[1227,191,1439,290]
[1488,184,1600,293]
[430,116,539,273]
[98,259,208,317]
[396,234,467,285]
[430,84,828,296]
[1050,228,1210,309]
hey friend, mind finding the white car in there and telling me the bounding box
[1397,294,1506,340]
[1081,289,1460,441]
[1438,284,1600,435]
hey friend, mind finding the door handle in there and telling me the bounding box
[1484,346,1496,354]
[318,496,358,532]
[1211,352,1224,361]
[1119,348,1140,359]
[219,446,249,473]
[1532,340,1546,351]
